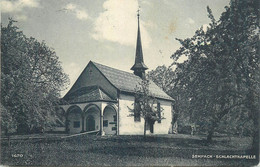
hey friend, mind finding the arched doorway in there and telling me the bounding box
[103,106,117,135]
[86,115,95,131]
[84,104,100,132]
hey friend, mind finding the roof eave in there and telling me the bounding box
[130,63,148,70]
[119,90,174,102]
[59,99,117,105]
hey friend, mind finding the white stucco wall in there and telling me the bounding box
[118,94,172,135]
[118,94,144,135]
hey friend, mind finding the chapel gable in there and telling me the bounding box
[64,62,118,100]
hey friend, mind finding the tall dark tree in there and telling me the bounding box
[1,19,69,134]
[171,0,259,150]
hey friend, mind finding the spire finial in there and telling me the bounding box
[137,6,140,18]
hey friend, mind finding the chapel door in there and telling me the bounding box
[147,119,154,133]
[150,122,154,133]
[86,115,95,131]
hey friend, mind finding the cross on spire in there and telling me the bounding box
[137,6,140,17]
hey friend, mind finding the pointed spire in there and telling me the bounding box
[131,7,148,79]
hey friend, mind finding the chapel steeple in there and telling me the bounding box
[130,8,148,79]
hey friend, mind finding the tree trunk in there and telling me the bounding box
[244,90,259,165]
[172,112,178,134]
[244,47,259,163]
[247,90,259,158]
[207,102,230,143]
[144,119,146,140]
[4,127,8,136]
[8,135,11,148]
[251,121,259,154]
[207,119,218,142]
[207,118,219,143]
[207,129,214,142]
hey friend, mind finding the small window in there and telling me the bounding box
[89,69,93,75]
[103,120,108,127]
[112,127,117,131]
[73,121,80,128]
[157,102,161,123]
[134,98,141,122]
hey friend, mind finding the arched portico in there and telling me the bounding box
[66,105,83,134]
[64,102,118,135]
[83,104,101,132]
[103,105,117,135]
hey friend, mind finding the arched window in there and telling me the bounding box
[157,102,161,123]
[134,98,141,122]
[103,105,117,135]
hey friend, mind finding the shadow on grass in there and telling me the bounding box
[87,145,250,158]
[1,134,257,166]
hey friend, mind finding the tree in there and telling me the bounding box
[171,0,259,147]
[148,65,175,93]
[128,77,164,138]
[148,65,190,134]
[0,104,15,135]
[1,19,69,134]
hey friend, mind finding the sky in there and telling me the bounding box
[1,0,230,96]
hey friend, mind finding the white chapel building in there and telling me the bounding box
[59,13,174,135]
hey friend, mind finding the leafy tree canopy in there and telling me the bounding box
[1,19,70,134]
[170,0,259,145]
[148,0,259,148]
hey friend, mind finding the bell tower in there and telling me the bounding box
[130,8,148,79]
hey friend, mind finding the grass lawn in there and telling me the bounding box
[1,134,258,166]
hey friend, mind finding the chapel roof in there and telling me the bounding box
[62,85,115,104]
[92,61,173,101]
